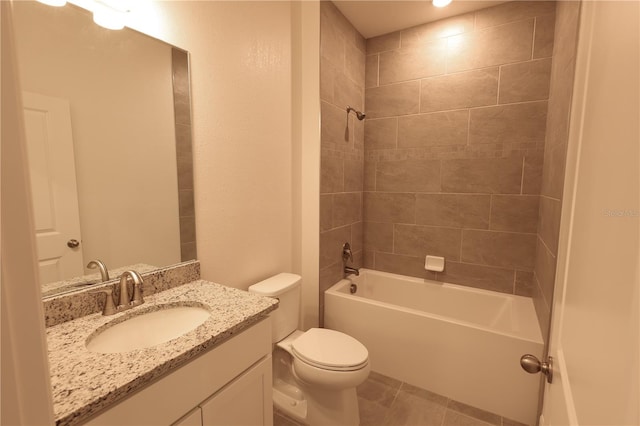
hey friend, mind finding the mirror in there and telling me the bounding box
[12,1,196,298]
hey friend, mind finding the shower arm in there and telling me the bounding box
[346,106,366,121]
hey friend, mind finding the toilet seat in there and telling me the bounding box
[291,328,368,372]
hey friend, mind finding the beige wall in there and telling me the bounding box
[532,1,582,342]
[362,1,556,295]
[13,1,182,272]
[319,1,366,323]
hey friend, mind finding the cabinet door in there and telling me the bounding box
[201,356,273,426]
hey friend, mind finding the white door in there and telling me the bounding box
[540,2,639,425]
[23,92,84,283]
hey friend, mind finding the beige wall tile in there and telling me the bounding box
[320,225,351,269]
[320,155,343,193]
[178,189,195,218]
[490,195,540,233]
[374,252,437,280]
[533,13,556,59]
[365,81,420,119]
[335,72,364,112]
[441,157,523,194]
[321,101,350,147]
[398,110,468,148]
[394,224,462,260]
[515,270,534,297]
[401,13,475,48]
[376,159,441,192]
[364,160,376,191]
[420,68,498,113]
[332,192,362,228]
[354,30,366,54]
[179,216,196,243]
[363,250,375,268]
[320,60,335,103]
[177,155,193,190]
[345,41,366,88]
[379,40,447,84]
[447,20,534,73]
[365,55,379,88]
[364,221,394,252]
[540,142,568,199]
[180,242,197,262]
[320,7,344,69]
[320,194,333,232]
[461,230,536,270]
[499,58,552,103]
[437,262,515,294]
[534,236,556,303]
[319,261,343,295]
[364,192,415,223]
[351,221,364,253]
[344,157,364,192]
[475,1,556,29]
[522,153,544,195]
[538,196,562,256]
[531,273,551,341]
[469,101,548,145]
[415,194,490,229]
[365,118,397,150]
[367,31,401,54]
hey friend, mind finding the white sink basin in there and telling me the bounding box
[86,304,211,353]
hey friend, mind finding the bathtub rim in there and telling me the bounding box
[325,268,543,345]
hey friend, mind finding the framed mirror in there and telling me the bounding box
[12,1,196,298]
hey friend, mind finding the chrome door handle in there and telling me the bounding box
[520,354,553,384]
[67,239,80,248]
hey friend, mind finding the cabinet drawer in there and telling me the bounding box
[85,318,271,425]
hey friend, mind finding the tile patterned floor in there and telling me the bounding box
[274,372,529,426]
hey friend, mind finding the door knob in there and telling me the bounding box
[67,239,80,248]
[520,354,553,384]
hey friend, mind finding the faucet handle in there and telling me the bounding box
[91,285,117,316]
[342,242,353,263]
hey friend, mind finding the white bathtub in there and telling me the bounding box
[324,269,543,425]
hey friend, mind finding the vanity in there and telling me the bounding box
[45,271,278,426]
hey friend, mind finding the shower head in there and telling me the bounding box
[346,106,366,121]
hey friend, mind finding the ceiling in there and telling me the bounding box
[333,1,508,39]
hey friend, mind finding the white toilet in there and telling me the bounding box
[249,273,370,426]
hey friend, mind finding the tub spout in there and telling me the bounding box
[344,266,360,276]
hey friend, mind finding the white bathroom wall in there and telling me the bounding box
[120,1,296,289]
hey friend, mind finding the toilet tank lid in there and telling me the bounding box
[248,273,301,296]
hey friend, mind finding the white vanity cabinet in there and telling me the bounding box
[85,318,273,426]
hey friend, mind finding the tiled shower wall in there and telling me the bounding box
[363,2,556,295]
[318,1,366,323]
[532,2,581,342]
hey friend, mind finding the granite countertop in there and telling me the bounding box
[46,280,278,426]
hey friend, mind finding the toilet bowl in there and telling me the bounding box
[249,273,370,426]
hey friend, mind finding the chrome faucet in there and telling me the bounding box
[91,270,144,316]
[344,266,360,276]
[342,242,360,276]
[87,259,110,282]
[119,270,145,309]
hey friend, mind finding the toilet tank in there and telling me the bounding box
[248,273,301,343]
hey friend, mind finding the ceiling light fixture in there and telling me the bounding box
[36,0,67,6]
[432,0,452,8]
[92,0,130,30]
